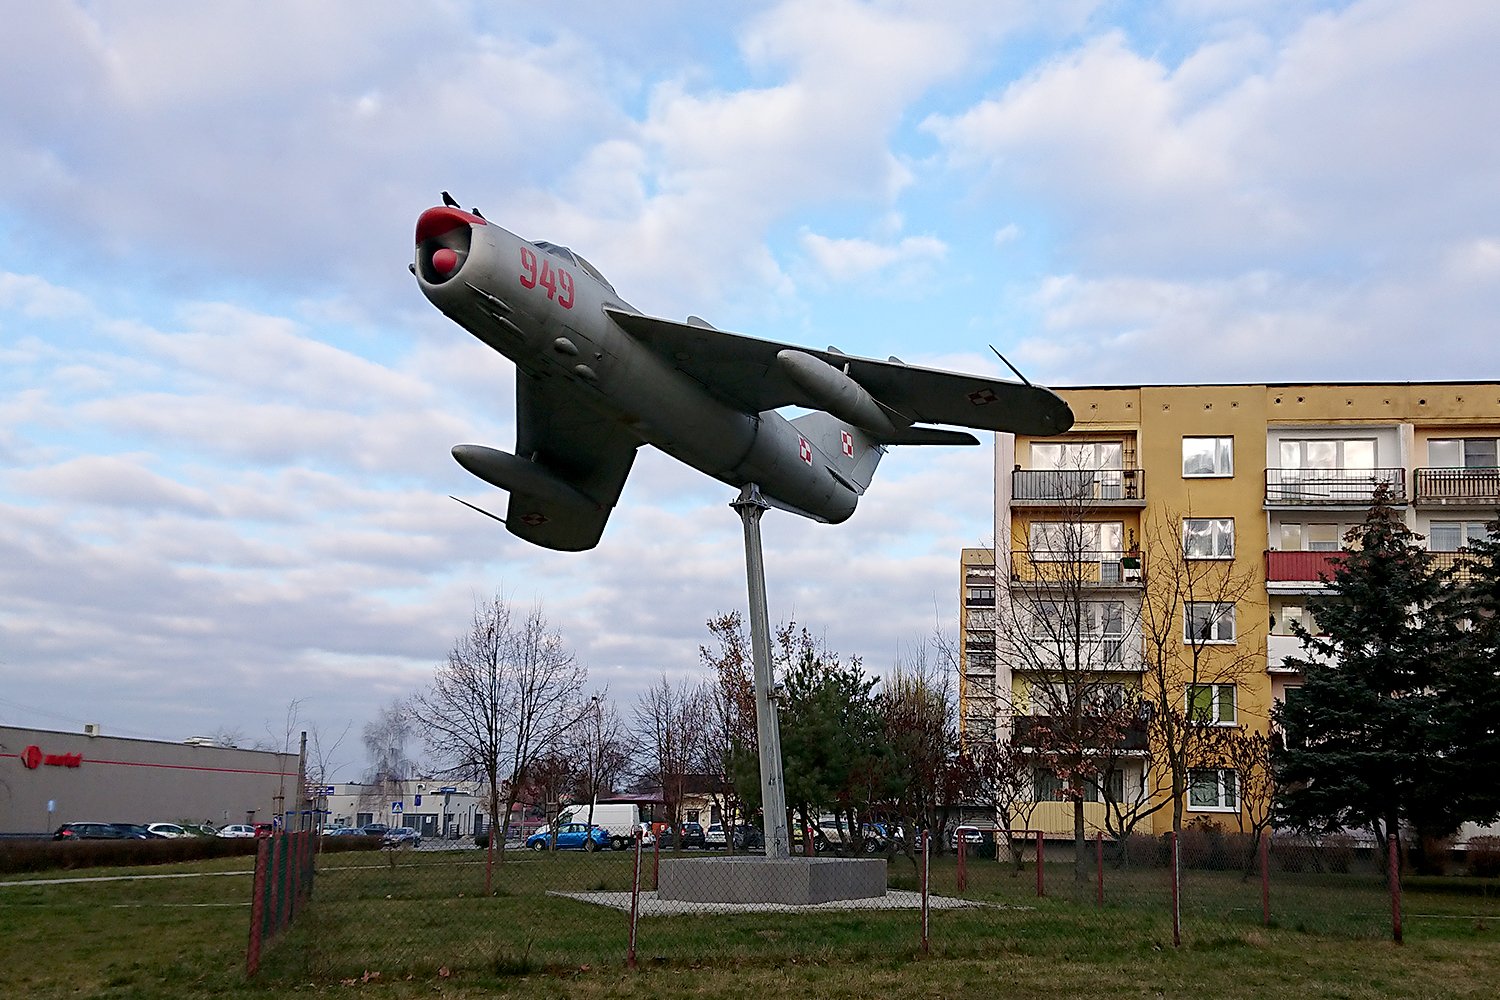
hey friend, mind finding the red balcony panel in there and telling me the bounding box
[1265,550,1344,582]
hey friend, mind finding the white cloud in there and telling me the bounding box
[799,231,948,282]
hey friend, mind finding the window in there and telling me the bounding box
[1430,437,1499,468]
[1033,768,1125,803]
[1278,522,1348,552]
[1430,520,1492,552]
[965,586,996,604]
[965,629,995,650]
[1033,441,1124,471]
[1184,602,1236,643]
[1280,438,1377,471]
[1186,683,1237,725]
[1033,768,1066,802]
[1183,518,1234,559]
[1188,769,1238,811]
[1028,521,1124,559]
[1271,602,1316,636]
[1027,600,1125,644]
[1030,441,1126,499]
[1183,437,1234,477]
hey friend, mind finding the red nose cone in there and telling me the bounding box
[433,248,460,275]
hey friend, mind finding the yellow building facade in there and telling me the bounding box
[960,382,1500,838]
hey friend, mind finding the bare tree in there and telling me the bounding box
[414,594,587,886]
[995,467,1147,879]
[361,698,417,823]
[698,613,759,849]
[631,674,709,844]
[1224,726,1278,875]
[576,693,631,844]
[966,723,1043,872]
[881,638,966,856]
[1136,507,1262,833]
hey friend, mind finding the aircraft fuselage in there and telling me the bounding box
[415,207,860,522]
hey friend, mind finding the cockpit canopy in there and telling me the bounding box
[533,241,614,294]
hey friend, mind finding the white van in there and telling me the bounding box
[555,803,641,851]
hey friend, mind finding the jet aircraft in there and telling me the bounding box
[414,198,1074,551]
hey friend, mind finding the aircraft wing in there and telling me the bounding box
[507,370,641,551]
[603,308,1072,438]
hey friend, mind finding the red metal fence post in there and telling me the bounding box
[1035,832,1044,898]
[1389,834,1403,945]
[1096,831,1104,907]
[628,831,642,969]
[1170,831,1181,948]
[1260,834,1271,927]
[652,829,660,890]
[246,836,269,976]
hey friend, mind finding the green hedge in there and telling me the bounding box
[0,834,380,875]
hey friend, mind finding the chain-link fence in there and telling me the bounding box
[251,831,1500,982]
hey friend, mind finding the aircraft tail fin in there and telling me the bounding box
[790,411,886,493]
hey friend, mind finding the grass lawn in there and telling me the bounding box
[4,848,1498,999]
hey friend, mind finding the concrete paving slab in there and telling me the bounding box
[550,888,987,916]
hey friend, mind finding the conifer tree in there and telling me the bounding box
[1272,482,1455,843]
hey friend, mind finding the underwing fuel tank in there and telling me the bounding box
[451,444,600,510]
[775,350,901,438]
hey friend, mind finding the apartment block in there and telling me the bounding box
[960,382,1500,838]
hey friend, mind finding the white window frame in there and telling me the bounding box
[1429,437,1499,468]
[1183,436,1234,478]
[1187,768,1238,812]
[1184,602,1236,644]
[1185,683,1237,725]
[1280,437,1377,471]
[1183,518,1235,559]
[1429,520,1492,552]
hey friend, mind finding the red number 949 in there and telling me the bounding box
[518,247,575,309]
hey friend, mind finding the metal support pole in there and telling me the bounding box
[731,485,790,859]
[1170,831,1181,948]
[1260,834,1271,927]
[1388,833,1403,945]
[1096,831,1104,907]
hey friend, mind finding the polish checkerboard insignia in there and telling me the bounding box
[840,430,854,458]
[968,388,1000,405]
[798,437,812,464]
[519,512,549,526]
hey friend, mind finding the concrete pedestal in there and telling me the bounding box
[657,856,887,906]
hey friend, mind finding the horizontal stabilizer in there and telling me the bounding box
[880,426,980,446]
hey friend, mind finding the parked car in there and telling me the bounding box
[359,823,390,838]
[216,824,258,839]
[731,824,765,851]
[638,822,655,847]
[384,826,422,847]
[661,821,706,850]
[525,822,610,852]
[949,825,996,854]
[53,822,129,841]
[107,823,164,839]
[146,822,188,838]
[704,823,726,848]
[324,826,360,837]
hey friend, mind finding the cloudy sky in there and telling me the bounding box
[3,1,1497,776]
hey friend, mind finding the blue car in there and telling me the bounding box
[526,822,610,852]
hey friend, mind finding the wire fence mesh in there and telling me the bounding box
[251,831,1500,983]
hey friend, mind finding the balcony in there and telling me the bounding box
[1265,550,1345,583]
[1013,714,1150,752]
[1012,469,1146,507]
[1428,551,1484,583]
[1414,467,1500,505]
[1010,550,1144,588]
[1265,468,1405,505]
[1267,633,1334,672]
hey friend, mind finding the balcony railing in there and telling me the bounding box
[1428,550,1483,582]
[1013,714,1150,752]
[1414,467,1500,504]
[1265,468,1405,504]
[1012,469,1145,505]
[1265,550,1345,582]
[1010,550,1144,587]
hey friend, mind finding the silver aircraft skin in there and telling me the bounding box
[414,200,1074,551]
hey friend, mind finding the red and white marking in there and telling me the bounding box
[840,430,854,458]
[798,437,812,464]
